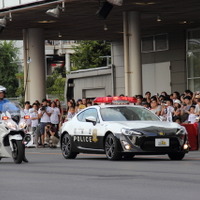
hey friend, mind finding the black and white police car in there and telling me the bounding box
[60,96,189,160]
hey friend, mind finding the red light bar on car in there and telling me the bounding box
[93,96,113,104]
[93,96,137,104]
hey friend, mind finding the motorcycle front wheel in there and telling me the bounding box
[12,141,24,164]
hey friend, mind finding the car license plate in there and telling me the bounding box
[155,138,169,147]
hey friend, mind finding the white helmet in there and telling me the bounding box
[0,85,6,93]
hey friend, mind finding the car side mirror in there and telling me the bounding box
[85,116,97,125]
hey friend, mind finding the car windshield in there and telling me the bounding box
[100,106,160,121]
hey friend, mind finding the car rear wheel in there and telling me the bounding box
[105,134,122,160]
[61,134,77,159]
[168,152,185,160]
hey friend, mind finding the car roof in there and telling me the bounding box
[76,104,160,121]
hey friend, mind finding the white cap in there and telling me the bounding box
[174,99,181,105]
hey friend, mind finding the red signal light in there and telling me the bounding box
[93,96,113,104]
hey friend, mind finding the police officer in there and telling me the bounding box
[0,85,28,162]
[0,85,9,111]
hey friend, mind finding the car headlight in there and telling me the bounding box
[121,128,142,136]
[176,127,186,135]
[176,127,187,140]
[121,140,132,150]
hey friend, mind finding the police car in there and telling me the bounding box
[60,96,189,160]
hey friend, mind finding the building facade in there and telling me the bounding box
[66,30,190,100]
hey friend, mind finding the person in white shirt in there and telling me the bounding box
[150,99,161,116]
[161,99,174,122]
[24,101,31,114]
[30,103,39,146]
[188,106,198,123]
[24,101,32,131]
[65,106,76,121]
[50,101,61,131]
[38,99,53,146]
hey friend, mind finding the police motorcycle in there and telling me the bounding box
[0,102,28,163]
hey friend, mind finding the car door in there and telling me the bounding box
[75,108,103,149]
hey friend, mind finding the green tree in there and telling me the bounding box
[46,70,66,101]
[15,72,24,96]
[0,41,19,97]
[71,40,111,70]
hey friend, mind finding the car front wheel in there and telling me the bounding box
[104,134,122,160]
[61,134,77,159]
[168,152,185,160]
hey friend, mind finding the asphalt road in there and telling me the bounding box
[0,148,200,200]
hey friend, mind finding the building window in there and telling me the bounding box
[187,29,200,91]
[141,33,168,53]
[141,36,154,52]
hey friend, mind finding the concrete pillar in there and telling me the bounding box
[23,28,45,103]
[123,11,142,96]
[64,53,70,101]
[111,41,124,96]
[65,53,70,73]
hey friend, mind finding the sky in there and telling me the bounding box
[0,0,43,9]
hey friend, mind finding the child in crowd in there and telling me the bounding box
[160,99,174,122]
[187,106,198,123]
[66,106,76,121]
[24,101,32,131]
[173,108,182,124]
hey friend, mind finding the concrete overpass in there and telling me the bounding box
[1,0,200,40]
[1,0,200,102]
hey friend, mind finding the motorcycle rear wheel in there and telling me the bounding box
[12,141,24,164]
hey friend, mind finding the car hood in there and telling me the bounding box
[103,120,183,134]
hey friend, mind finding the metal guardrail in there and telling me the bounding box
[0,0,62,11]
[0,0,38,9]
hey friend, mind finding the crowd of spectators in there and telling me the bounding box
[23,97,93,148]
[23,89,200,148]
[65,89,200,125]
[23,98,62,148]
[134,90,200,124]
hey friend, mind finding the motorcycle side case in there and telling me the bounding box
[24,132,35,147]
